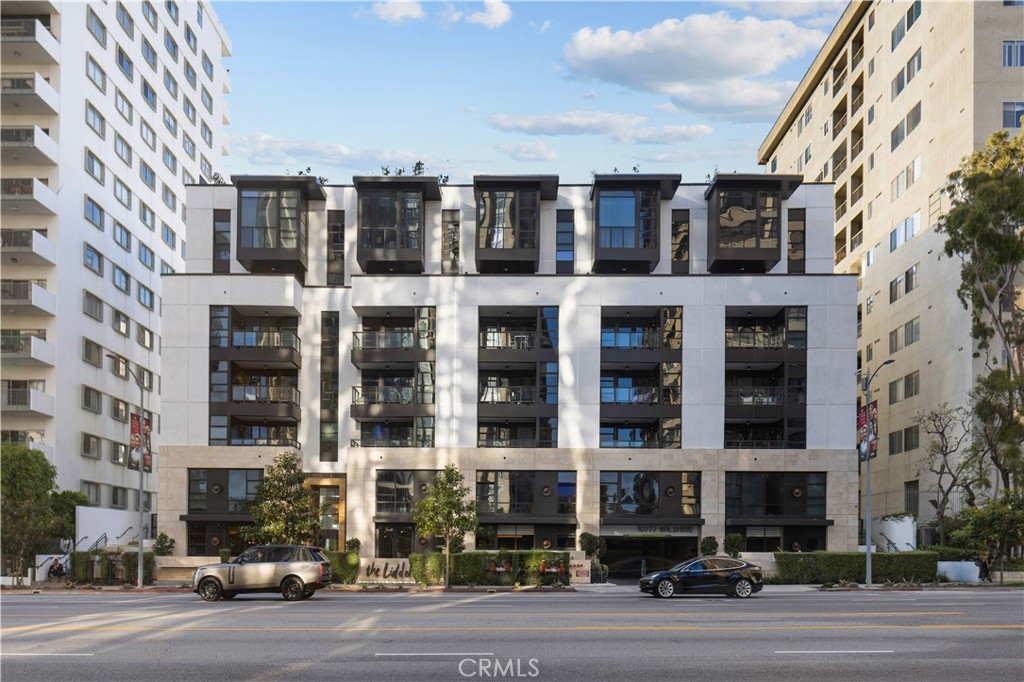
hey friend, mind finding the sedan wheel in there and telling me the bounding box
[281,576,305,601]
[655,579,676,599]
[733,578,753,599]
[198,578,222,602]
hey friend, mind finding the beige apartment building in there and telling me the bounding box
[759,0,1024,545]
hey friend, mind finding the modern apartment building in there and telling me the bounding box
[1,1,230,532]
[758,1,1024,540]
[158,171,857,575]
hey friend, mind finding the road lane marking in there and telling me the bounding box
[1,653,95,657]
[375,653,495,657]
[775,650,894,654]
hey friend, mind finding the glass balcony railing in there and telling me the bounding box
[600,386,678,405]
[230,329,300,351]
[352,385,433,405]
[230,385,300,404]
[478,385,536,404]
[353,329,419,350]
[479,330,536,350]
[724,386,785,405]
[834,245,848,264]
[724,330,787,349]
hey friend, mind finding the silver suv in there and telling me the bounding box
[193,544,333,602]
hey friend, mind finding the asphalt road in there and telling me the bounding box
[1,585,1022,682]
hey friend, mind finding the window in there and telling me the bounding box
[87,8,107,46]
[905,371,920,399]
[1004,41,1024,67]
[143,0,158,29]
[166,0,179,24]
[114,179,132,209]
[905,316,920,346]
[213,209,231,273]
[888,429,904,455]
[142,79,157,109]
[117,3,135,37]
[787,208,806,274]
[138,284,155,310]
[114,222,132,251]
[162,184,177,211]
[82,434,102,461]
[671,208,690,274]
[197,3,204,26]
[890,273,906,303]
[889,210,921,252]
[201,156,213,180]
[184,61,197,88]
[162,223,177,249]
[183,169,194,185]
[201,121,212,146]
[138,365,155,391]
[116,47,134,81]
[139,243,155,270]
[112,309,130,336]
[163,68,178,99]
[85,149,105,184]
[111,441,128,465]
[183,97,196,124]
[905,263,918,293]
[891,0,921,51]
[202,51,213,79]
[139,163,157,192]
[201,86,213,113]
[162,145,177,173]
[161,261,175,275]
[1004,102,1024,128]
[889,378,904,404]
[86,55,107,92]
[142,38,157,70]
[164,30,178,61]
[85,102,106,138]
[556,209,576,274]
[904,480,919,515]
[85,196,105,230]
[111,486,128,509]
[137,324,155,350]
[116,90,133,123]
[770,156,777,172]
[84,244,104,275]
[141,120,157,149]
[111,398,129,422]
[83,386,103,413]
[183,133,196,159]
[113,265,131,293]
[798,105,812,134]
[868,105,874,125]
[595,188,659,249]
[162,107,178,136]
[904,424,920,451]
[115,134,133,166]
[84,291,104,321]
[185,23,197,52]
[83,338,103,366]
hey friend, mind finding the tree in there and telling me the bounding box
[940,130,1024,378]
[412,464,477,587]
[50,490,90,548]
[915,404,977,544]
[949,489,1024,584]
[0,444,58,579]
[291,165,328,185]
[241,452,322,546]
[968,369,1024,491]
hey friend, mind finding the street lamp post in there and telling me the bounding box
[860,358,894,588]
[108,353,146,589]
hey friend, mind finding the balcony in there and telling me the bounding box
[1,72,58,115]
[851,183,864,206]
[351,384,434,420]
[1,229,56,266]
[214,328,301,369]
[1,386,55,417]
[1,19,59,66]
[480,330,536,350]
[473,176,558,274]
[851,137,864,161]
[224,384,301,421]
[725,387,785,406]
[351,328,433,369]
[832,113,848,140]
[832,68,847,93]
[851,45,864,71]
[832,157,848,180]
[479,385,536,405]
[0,332,54,367]
[834,245,848,264]
[1,126,58,166]
[851,231,864,250]
[834,200,848,222]
[724,330,786,349]
[851,91,864,116]
[350,437,418,448]
[1,178,57,216]
[1,280,56,316]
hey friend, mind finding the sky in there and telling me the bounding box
[213,0,847,185]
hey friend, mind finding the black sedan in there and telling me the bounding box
[639,556,763,599]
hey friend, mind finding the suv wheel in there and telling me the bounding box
[198,577,222,602]
[281,576,305,601]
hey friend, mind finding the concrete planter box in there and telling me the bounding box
[937,560,980,583]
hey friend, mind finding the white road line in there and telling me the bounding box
[775,650,894,655]
[2,653,96,657]
[375,653,495,657]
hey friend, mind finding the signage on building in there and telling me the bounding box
[128,414,153,473]
[857,400,878,461]
[569,557,591,585]
[360,558,414,583]
[601,524,700,537]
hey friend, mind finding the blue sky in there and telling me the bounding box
[214,0,846,184]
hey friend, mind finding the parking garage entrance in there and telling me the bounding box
[602,535,698,580]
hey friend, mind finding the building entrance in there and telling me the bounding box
[603,537,697,579]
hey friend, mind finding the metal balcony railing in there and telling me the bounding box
[851,232,864,250]
[851,138,864,160]
[835,201,848,221]
[600,329,668,350]
[1,280,45,302]
[834,245,848,264]
[832,113,848,139]
[851,46,864,70]
[600,386,679,405]
[350,437,425,448]
[477,501,534,514]
[479,437,552,448]
[833,157,848,178]
[724,438,785,449]
[0,18,50,39]
[851,184,864,205]
[1,178,37,196]
[0,74,38,94]
[832,69,848,92]
[1,127,39,146]
[851,91,864,115]
[228,436,300,448]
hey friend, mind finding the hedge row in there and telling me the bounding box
[322,550,361,584]
[68,551,155,585]
[410,550,572,586]
[918,545,977,562]
[773,551,938,584]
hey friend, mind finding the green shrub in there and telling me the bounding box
[579,532,604,559]
[323,550,361,584]
[724,533,744,558]
[773,551,938,584]
[153,533,176,556]
[410,553,445,585]
[410,551,571,586]
[69,552,90,583]
[700,536,719,556]
[219,549,231,563]
[919,545,977,562]
[344,538,361,552]
[120,551,155,585]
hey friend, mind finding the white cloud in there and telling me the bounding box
[488,109,646,135]
[536,19,552,33]
[227,132,433,177]
[582,91,597,100]
[497,141,558,162]
[612,124,713,144]
[563,12,826,120]
[466,0,512,29]
[717,1,846,21]
[441,3,463,23]
[372,1,425,24]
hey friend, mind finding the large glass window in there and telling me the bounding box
[476,471,535,514]
[376,523,414,558]
[725,472,826,518]
[671,209,690,272]
[240,189,306,250]
[476,190,539,249]
[376,471,415,513]
[213,209,230,272]
[555,209,574,274]
[359,190,421,249]
[596,189,658,248]
[227,469,262,511]
[600,472,660,515]
[787,209,805,273]
[718,189,779,249]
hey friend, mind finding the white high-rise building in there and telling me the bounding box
[1,1,231,535]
